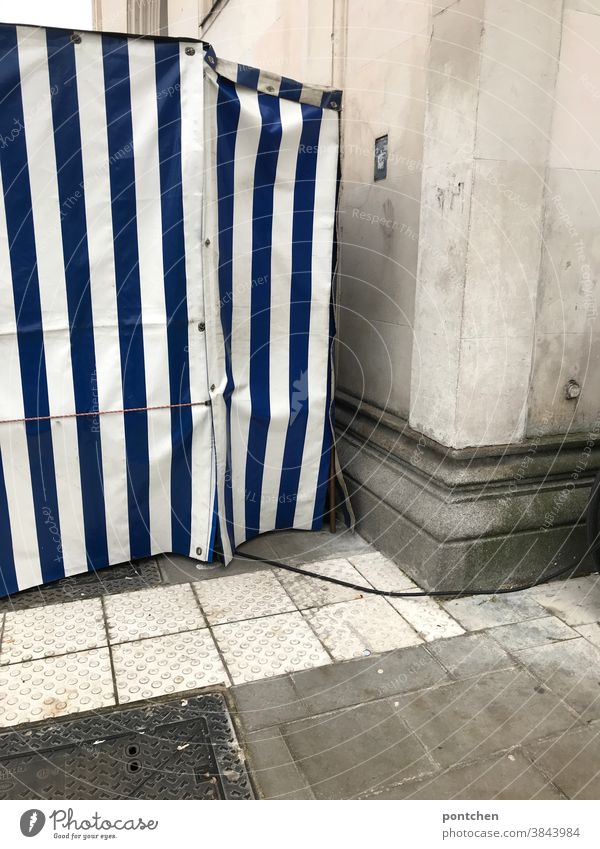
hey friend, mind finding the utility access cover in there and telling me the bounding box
[0,693,254,800]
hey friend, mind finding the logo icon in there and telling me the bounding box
[20,810,45,837]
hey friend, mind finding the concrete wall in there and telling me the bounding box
[411,0,563,448]
[528,3,600,436]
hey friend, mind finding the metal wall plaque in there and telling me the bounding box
[374,134,388,181]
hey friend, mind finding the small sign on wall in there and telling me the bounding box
[374,134,388,181]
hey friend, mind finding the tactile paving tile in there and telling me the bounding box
[0,648,114,728]
[111,630,228,703]
[348,551,418,592]
[193,570,296,625]
[0,598,106,665]
[303,596,422,661]
[213,611,331,684]
[275,558,366,609]
[104,583,206,644]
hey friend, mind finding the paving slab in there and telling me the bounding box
[104,583,206,644]
[576,622,600,648]
[304,596,422,660]
[427,632,516,678]
[442,594,548,630]
[488,616,579,653]
[0,648,115,728]
[281,699,437,799]
[268,527,372,565]
[244,728,314,799]
[389,597,465,642]
[517,638,600,720]
[111,630,228,703]
[212,612,331,684]
[0,598,106,664]
[528,575,600,626]
[361,751,563,800]
[291,644,449,715]
[193,571,296,625]
[232,675,310,732]
[395,668,578,768]
[525,722,600,799]
[348,551,418,591]
[276,558,366,609]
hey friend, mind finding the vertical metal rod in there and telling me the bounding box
[328,445,337,533]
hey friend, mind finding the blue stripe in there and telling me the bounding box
[0,24,64,583]
[245,93,282,537]
[46,30,109,570]
[236,64,260,90]
[276,104,323,527]
[215,76,240,551]
[0,446,17,595]
[155,42,192,554]
[279,76,302,102]
[102,34,150,558]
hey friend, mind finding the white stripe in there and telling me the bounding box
[75,33,130,564]
[18,26,87,576]
[128,37,172,554]
[0,166,42,589]
[180,42,212,558]
[258,98,303,533]
[295,109,338,525]
[229,87,262,545]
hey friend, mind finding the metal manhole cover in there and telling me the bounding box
[0,560,163,612]
[0,693,254,800]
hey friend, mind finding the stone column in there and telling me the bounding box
[410,0,563,449]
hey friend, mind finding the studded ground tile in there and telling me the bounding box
[0,648,114,728]
[0,598,107,665]
[104,583,206,644]
[276,558,367,609]
[304,596,423,661]
[193,570,296,625]
[212,611,331,684]
[111,629,229,703]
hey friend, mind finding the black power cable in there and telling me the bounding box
[235,550,592,599]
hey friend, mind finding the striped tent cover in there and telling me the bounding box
[0,23,342,596]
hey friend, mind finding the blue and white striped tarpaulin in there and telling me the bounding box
[0,23,342,595]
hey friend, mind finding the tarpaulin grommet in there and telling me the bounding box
[70,32,81,44]
[185,46,195,56]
